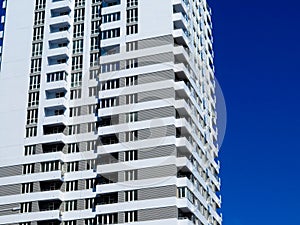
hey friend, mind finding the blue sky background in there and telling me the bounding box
[210,0,300,224]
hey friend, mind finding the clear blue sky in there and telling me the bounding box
[210,0,300,224]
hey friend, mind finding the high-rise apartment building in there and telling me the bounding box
[0,0,221,225]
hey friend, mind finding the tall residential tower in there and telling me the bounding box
[0,0,221,225]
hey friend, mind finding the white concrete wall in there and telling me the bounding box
[138,0,173,39]
[0,0,35,163]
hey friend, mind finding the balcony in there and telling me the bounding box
[173,0,189,15]
[102,0,121,8]
[44,80,68,92]
[173,28,190,48]
[47,46,70,59]
[49,14,71,28]
[40,180,63,192]
[0,210,61,224]
[44,97,68,109]
[97,172,118,185]
[42,143,65,154]
[173,12,189,31]
[174,45,190,64]
[49,0,72,10]
[174,81,191,100]
[96,192,118,205]
[48,30,71,44]
[43,114,68,126]
[38,200,62,212]
[97,153,119,165]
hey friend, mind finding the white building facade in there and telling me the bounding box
[0,0,221,225]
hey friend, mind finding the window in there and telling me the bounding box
[66,181,78,191]
[125,190,137,201]
[177,187,187,198]
[126,24,138,35]
[21,183,33,194]
[96,213,118,225]
[64,221,77,225]
[91,20,101,34]
[54,108,64,115]
[68,124,80,135]
[124,170,137,181]
[29,75,40,90]
[74,8,85,22]
[73,39,83,54]
[86,159,96,170]
[55,92,65,98]
[100,97,117,108]
[100,79,119,91]
[126,112,138,123]
[101,44,120,56]
[125,94,137,104]
[35,0,46,10]
[73,24,84,38]
[22,164,34,175]
[90,69,99,80]
[57,58,67,64]
[125,131,138,142]
[87,122,96,132]
[126,58,138,69]
[102,12,121,23]
[20,203,32,213]
[41,161,60,172]
[27,109,38,124]
[26,126,37,138]
[126,41,138,51]
[85,198,94,209]
[33,26,44,41]
[125,75,138,86]
[127,0,138,8]
[34,11,45,25]
[71,72,82,87]
[90,53,99,67]
[24,145,36,156]
[32,42,43,57]
[85,219,95,225]
[127,8,138,23]
[28,92,39,107]
[125,211,137,223]
[87,140,96,151]
[68,143,79,154]
[88,104,97,115]
[101,28,120,40]
[67,162,79,172]
[69,107,81,117]
[101,62,120,73]
[72,55,83,70]
[75,0,85,7]
[90,36,99,50]
[125,150,137,161]
[47,71,67,82]
[65,200,77,211]
[89,86,97,97]
[70,89,82,100]
[91,5,101,19]
[85,179,95,189]
[31,58,42,73]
